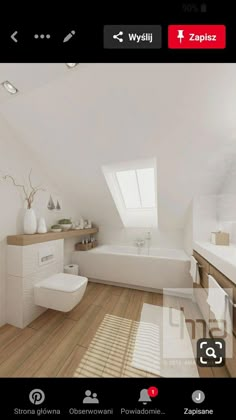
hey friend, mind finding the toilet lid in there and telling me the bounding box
[36,273,88,293]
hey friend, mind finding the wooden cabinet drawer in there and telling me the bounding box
[209,266,236,336]
[225,334,236,377]
[193,250,236,373]
[193,251,210,273]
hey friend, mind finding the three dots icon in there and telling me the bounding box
[34,34,51,39]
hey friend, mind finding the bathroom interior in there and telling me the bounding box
[0,63,236,378]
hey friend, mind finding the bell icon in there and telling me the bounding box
[138,389,151,405]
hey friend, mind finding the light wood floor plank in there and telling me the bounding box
[0,311,71,377]
[13,318,76,377]
[56,345,87,377]
[33,304,102,377]
[28,309,65,330]
[124,290,143,321]
[0,325,22,348]
[0,283,231,378]
[0,328,35,365]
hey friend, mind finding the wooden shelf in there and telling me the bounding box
[7,228,98,246]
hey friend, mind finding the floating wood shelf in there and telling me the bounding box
[7,228,98,246]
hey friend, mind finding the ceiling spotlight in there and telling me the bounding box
[1,80,18,95]
[65,63,78,68]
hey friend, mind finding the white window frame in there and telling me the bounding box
[102,158,158,228]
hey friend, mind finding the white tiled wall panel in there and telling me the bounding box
[7,240,64,328]
[7,240,64,277]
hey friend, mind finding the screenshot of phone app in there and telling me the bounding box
[0,2,235,418]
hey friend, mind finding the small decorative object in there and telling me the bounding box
[1,169,45,235]
[51,224,62,233]
[84,220,91,229]
[87,220,92,228]
[79,217,85,229]
[47,194,62,212]
[47,195,55,210]
[58,218,72,231]
[37,217,47,233]
[55,198,61,211]
[75,237,97,251]
[75,241,93,251]
[211,231,230,246]
[74,222,81,230]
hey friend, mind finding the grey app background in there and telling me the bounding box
[104,25,162,49]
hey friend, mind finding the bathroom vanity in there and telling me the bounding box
[193,243,236,377]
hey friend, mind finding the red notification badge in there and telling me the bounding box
[148,386,158,398]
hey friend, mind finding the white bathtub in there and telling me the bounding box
[72,245,191,291]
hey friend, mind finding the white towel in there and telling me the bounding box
[207,275,232,334]
[190,256,200,284]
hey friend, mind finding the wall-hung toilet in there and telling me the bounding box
[34,273,88,312]
[7,239,88,328]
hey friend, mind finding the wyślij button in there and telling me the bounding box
[104,25,162,49]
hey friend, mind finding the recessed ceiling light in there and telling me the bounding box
[1,80,18,95]
[65,63,78,68]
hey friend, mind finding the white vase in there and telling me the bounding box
[37,217,47,234]
[24,208,37,234]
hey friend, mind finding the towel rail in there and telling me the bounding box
[194,259,236,307]
[197,263,204,268]
[226,294,236,308]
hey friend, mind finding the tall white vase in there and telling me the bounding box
[24,208,37,234]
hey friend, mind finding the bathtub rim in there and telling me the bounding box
[76,244,190,262]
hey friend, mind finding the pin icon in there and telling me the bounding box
[147,386,158,398]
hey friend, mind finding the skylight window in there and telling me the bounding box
[116,168,155,209]
[102,159,158,228]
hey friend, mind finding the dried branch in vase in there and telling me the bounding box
[1,169,45,208]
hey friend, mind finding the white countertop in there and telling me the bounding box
[194,241,236,285]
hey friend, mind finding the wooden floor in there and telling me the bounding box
[0,282,230,378]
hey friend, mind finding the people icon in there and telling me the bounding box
[83,390,99,404]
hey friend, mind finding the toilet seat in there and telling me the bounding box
[34,273,88,312]
[35,273,87,293]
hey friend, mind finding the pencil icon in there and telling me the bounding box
[63,30,76,43]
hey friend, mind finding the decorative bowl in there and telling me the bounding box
[60,224,72,231]
[51,228,62,233]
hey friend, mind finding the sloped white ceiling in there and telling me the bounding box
[1,63,236,229]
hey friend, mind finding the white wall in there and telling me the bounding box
[190,193,236,246]
[183,202,193,256]
[0,64,233,237]
[1,63,235,262]
[0,115,79,326]
[216,160,236,242]
[98,225,184,249]
[192,195,219,243]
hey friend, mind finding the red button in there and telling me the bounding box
[168,25,226,49]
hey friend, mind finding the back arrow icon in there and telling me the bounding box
[11,31,18,43]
